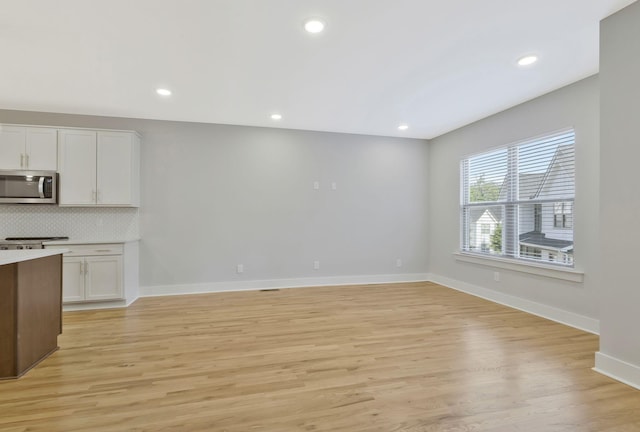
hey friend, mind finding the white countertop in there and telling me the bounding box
[43,238,140,245]
[0,249,68,266]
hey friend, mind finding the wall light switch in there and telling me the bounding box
[313,181,320,190]
[331,182,337,190]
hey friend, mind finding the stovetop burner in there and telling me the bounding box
[4,236,69,241]
[0,237,69,250]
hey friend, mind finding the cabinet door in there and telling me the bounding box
[58,129,97,205]
[97,131,139,206]
[62,257,85,303]
[26,128,57,170]
[84,256,123,301]
[0,125,26,170]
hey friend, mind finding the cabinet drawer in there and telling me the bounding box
[47,243,123,256]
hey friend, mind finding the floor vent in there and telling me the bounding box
[259,289,280,292]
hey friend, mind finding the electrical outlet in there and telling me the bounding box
[331,182,337,190]
[313,260,320,270]
[493,271,500,282]
[237,264,244,274]
[313,181,320,190]
[396,258,402,267]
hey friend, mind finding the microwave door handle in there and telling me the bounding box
[38,177,45,198]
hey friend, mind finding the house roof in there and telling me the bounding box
[497,144,573,201]
[469,207,500,225]
[499,172,545,201]
[531,144,574,199]
[519,231,573,251]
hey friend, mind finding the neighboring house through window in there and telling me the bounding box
[534,204,542,232]
[460,129,575,266]
[554,201,573,228]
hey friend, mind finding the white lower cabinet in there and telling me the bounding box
[84,256,123,301]
[61,258,85,302]
[48,244,123,303]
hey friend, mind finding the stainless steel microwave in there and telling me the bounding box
[0,170,58,204]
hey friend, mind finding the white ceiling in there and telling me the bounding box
[0,0,635,139]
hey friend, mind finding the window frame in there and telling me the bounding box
[460,129,575,268]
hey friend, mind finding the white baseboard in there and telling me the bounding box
[594,352,640,390]
[140,273,431,298]
[63,298,130,312]
[78,272,601,342]
[429,274,599,335]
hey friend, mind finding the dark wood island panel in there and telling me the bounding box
[0,253,62,379]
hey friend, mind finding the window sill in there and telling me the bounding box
[453,252,584,283]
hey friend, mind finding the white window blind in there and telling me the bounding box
[460,130,575,266]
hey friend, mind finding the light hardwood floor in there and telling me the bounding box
[1,282,639,431]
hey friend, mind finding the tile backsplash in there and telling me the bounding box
[0,206,139,240]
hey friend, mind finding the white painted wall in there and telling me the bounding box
[0,110,430,291]
[596,0,640,388]
[138,122,429,289]
[428,76,600,324]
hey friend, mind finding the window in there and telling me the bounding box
[534,204,542,232]
[461,130,575,266]
[554,202,573,228]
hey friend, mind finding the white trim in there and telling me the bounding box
[454,252,584,283]
[519,241,565,253]
[594,352,640,390]
[459,127,576,159]
[63,298,132,312]
[140,273,431,298]
[0,122,141,137]
[429,273,599,334]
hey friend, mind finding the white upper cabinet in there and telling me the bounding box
[26,128,58,170]
[0,125,57,170]
[58,129,97,205]
[97,131,140,206]
[58,129,140,207]
[0,126,24,170]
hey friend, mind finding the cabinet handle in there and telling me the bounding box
[25,153,29,168]
[84,261,88,275]
[38,177,46,198]
[20,153,24,168]
[97,190,101,203]
[79,262,84,274]
[92,190,97,202]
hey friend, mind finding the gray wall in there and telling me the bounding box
[598,0,640,370]
[428,76,600,320]
[0,110,429,289]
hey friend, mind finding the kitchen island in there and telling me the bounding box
[0,250,65,379]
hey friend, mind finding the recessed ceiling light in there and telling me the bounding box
[156,88,172,96]
[304,19,325,34]
[271,113,282,120]
[398,124,409,131]
[517,55,538,67]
